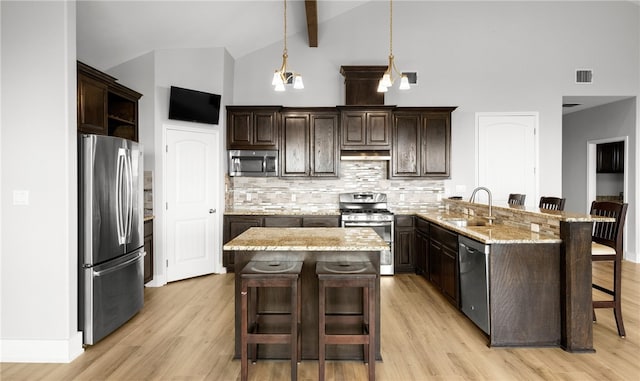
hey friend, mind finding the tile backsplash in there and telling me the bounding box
[144,170,153,216]
[226,161,445,214]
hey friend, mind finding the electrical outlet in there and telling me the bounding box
[246,193,251,201]
[400,193,405,201]
[531,223,540,233]
[291,194,296,202]
[455,185,467,194]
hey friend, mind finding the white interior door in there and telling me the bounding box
[477,113,538,207]
[165,126,219,282]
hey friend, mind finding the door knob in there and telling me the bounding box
[209,209,216,214]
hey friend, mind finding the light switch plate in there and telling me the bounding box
[13,190,29,205]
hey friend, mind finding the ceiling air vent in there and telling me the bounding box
[575,69,593,84]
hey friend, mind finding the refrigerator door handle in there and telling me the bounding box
[116,148,127,245]
[124,151,134,242]
[93,251,144,277]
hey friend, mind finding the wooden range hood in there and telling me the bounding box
[340,65,387,105]
[339,65,391,161]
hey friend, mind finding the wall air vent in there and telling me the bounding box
[575,69,593,84]
[402,72,418,85]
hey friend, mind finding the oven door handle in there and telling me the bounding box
[343,222,392,227]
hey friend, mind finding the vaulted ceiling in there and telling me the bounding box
[76,0,370,71]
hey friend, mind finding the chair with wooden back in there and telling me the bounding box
[590,200,628,337]
[539,196,566,211]
[508,194,526,206]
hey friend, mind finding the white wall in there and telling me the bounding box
[563,98,637,262]
[233,1,639,201]
[111,47,230,284]
[109,52,156,170]
[0,1,83,362]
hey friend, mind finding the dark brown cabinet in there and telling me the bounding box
[394,215,415,273]
[280,108,339,177]
[227,106,280,149]
[223,215,264,271]
[339,106,393,150]
[596,141,624,173]
[428,223,459,307]
[263,216,303,227]
[143,219,154,284]
[391,107,455,179]
[414,218,430,277]
[77,61,141,141]
[302,216,340,227]
[77,74,108,135]
[281,111,309,176]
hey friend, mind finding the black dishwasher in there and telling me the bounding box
[458,236,490,335]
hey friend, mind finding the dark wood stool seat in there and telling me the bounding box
[240,261,303,381]
[317,261,377,381]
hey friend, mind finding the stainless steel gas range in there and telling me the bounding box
[339,192,394,275]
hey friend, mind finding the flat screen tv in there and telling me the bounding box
[168,86,221,125]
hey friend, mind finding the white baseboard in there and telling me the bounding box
[144,274,166,288]
[0,332,84,363]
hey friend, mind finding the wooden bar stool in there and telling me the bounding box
[317,261,377,381]
[240,261,303,381]
[590,201,628,337]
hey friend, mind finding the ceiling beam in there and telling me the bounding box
[305,0,318,47]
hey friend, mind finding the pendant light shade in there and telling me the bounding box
[272,0,303,91]
[399,75,411,90]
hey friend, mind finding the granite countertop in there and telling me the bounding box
[224,209,341,216]
[416,211,562,244]
[444,199,615,223]
[223,227,389,251]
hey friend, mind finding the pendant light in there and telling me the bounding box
[272,0,303,91]
[378,0,410,92]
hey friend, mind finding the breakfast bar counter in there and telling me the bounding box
[223,227,389,361]
[423,199,615,352]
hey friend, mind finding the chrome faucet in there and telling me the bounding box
[469,187,494,225]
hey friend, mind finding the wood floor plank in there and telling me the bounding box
[2,261,639,380]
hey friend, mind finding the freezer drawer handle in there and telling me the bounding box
[93,252,144,277]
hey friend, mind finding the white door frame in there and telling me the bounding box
[586,136,629,209]
[475,111,540,206]
[586,136,629,259]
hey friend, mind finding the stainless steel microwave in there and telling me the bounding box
[228,150,278,177]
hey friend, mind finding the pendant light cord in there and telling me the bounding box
[389,0,393,57]
[283,0,288,57]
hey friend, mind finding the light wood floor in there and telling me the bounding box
[2,261,639,381]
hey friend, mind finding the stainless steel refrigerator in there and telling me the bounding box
[78,134,144,345]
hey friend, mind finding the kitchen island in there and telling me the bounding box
[223,227,389,361]
[414,199,614,353]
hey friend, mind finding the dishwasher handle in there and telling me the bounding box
[460,242,476,254]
